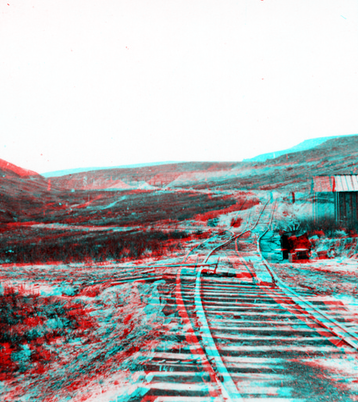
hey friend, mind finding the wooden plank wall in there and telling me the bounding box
[336,192,358,223]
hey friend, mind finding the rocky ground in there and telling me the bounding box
[0,278,177,401]
[272,258,358,298]
[2,190,358,401]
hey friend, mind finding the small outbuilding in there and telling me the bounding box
[312,175,358,224]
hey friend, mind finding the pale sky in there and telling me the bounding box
[1,0,358,174]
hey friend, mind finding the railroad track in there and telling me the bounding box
[128,198,358,401]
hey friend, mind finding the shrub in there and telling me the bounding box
[299,216,357,237]
[207,218,219,227]
[0,228,196,264]
[230,217,243,228]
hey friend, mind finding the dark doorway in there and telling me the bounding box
[280,233,290,260]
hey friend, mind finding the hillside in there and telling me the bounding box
[1,134,357,224]
[47,162,240,191]
[0,160,58,222]
[48,135,358,192]
[0,158,39,178]
[243,135,342,162]
[203,135,358,192]
[1,137,358,402]
[41,161,181,178]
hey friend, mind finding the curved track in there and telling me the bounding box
[131,198,358,401]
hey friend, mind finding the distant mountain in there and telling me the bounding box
[48,135,358,193]
[41,161,181,178]
[212,135,358,192]
[243,135,352,162]
[44,137,342,177]
[47,162,239,191]
[2,134,357,221]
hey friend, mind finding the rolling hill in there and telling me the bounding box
[47,135,358,192]
[0,159,57,222]
[1,134,357,223]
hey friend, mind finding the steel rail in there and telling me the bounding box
[174,267,226,401]
[182,234,221,264]
[77,263,221,293]
[186,198,274,401]
[182,196,249,265]
[238,197,358,351]
[137,198,274,400]
[255,200,278,284]
[203,198,271,264]
[194,267,244,402]
[140,194,358,400]
[168,201,269,401]
[257,230,358,351]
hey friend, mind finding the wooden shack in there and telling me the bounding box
[312,175,358,224]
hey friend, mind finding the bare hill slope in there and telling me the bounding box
[48,135,358,192]
[0,160,57,222]
[48,162,239,191]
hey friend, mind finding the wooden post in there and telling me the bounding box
[342,193,346,223]
[334,192,338,223]
[336,192,341,224]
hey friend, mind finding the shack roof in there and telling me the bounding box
[313,175,358,192]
